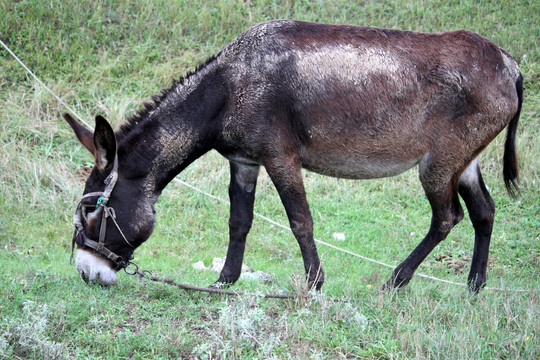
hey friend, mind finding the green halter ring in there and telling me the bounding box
[95,196,107,210]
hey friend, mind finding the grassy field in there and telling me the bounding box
[1,0,539,359]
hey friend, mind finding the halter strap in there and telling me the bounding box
[71,158,134,268]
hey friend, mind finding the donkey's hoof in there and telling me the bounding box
[208,281,224,289]
[209,281,231,289]
[467,273,487,293]
[467,281,486,294]
[382,276,410,292]
[380,281,391,292]
[308,281,323,292]
[307,272,324,291]
[381,280,401,292]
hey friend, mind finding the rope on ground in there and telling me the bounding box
[3,37,536,295]
[147,273,297,300]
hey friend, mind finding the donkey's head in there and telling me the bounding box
[64,114,156,285]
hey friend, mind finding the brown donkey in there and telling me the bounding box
[64,20,522,292]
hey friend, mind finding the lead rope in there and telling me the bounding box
[2,38,536,295]
[123,262,304,300]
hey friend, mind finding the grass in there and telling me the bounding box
[1,0,539,359]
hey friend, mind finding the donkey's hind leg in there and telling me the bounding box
[213,161,260,287]
[385,163,464,290]
[458,159,495,292]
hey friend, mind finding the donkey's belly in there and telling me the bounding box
[300,150,422,179]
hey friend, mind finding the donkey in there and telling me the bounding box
[65,20,523,292]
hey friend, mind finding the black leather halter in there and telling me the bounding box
[71,158,134,269]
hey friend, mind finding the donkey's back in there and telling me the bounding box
[218,20,521,181]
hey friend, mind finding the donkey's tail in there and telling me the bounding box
[503,73,523,198]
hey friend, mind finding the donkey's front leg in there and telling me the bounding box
[265,157,324,290]
[213,162,260,287]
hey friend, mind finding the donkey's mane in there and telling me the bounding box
[117,53,220,139]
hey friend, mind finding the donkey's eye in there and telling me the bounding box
[81,204,99,223]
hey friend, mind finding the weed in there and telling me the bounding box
[0,301,71,360]
[194,296,283,359]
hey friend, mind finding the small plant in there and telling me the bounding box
[194,295,283,359]
[0,301,70,360]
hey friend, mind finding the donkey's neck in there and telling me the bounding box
[118,58,227,198]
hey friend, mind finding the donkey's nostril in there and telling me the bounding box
[81,271,89,283]
[76,248,118,285]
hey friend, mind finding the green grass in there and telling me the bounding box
[1,0,539,359]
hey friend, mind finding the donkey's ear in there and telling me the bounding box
[63,113,95,153]
[93,115,117,173]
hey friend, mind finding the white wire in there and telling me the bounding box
[174,179,536,293]
[1,38,94,131]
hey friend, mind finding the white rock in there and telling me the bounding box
[211,257,225,272]
[211,257,250,273]
[333,232,346,241]
[241,271,272,282]
[192,261,207,271]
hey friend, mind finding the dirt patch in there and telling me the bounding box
[434,254,471,274]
